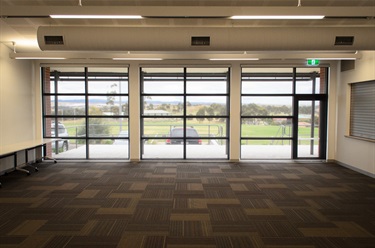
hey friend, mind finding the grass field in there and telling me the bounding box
[59,119,318,145]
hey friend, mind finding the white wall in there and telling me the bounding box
[0,44,35,146]
[335,51,375,176]
[1,47,374,177]
[0,44,35,171]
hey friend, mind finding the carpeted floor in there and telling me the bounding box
[0,161,374,248]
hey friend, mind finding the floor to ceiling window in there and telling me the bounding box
[41,64,328,161]
[241,67,328,159]
[42,66,129,159]
[140,67,230,159]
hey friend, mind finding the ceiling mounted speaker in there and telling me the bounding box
[44,36,64,45]
[191,36,210,46]
[335,36,354,46]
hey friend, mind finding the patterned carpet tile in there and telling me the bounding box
[0,161,374,248]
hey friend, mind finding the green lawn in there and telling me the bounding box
[59,119,318,145]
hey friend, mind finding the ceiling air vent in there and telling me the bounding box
[191,36,210,46]
[44,36,64,45]
[335,36,354,46]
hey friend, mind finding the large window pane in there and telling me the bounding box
[89,96,128,115]
[88,118,128,137]
[242,80,293,94]
[186,119,227,138]
[57,80,85,94]
[186,68,228,94]
[89,139,128,159]
[142,140,183,159]
[242,68,293,94]
[44,118,86,138]
[88,67,128,94]
[241,140,292,159]
[61,118,86,139]
[187,140,228,159]
[241,118,292,138]
[142,96,183,116]
[296,68,327,94]
[143,118,183,138]
[57,96,86,116]
[142,68,184,94]
[49,67,85,94]
[242,97,293,116]
[50,139,86,159]
[143,81,184,94]
[186,96,227,116]
[88,80,128,94]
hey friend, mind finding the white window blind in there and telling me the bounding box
[350,80,375,141]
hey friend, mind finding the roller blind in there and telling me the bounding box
[350,81,375,141]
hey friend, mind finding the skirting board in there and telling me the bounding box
[328,159,375,178]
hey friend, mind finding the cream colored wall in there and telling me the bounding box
[0,44,35,146]
[128,62,141,161]
[2,50,374,176]
[0,44,36,170]
[326,62,339,161]
[335,51,375,176]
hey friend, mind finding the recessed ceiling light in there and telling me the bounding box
[50,15,143,19]
[231,15,324,20]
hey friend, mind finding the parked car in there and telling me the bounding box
[51,122,69,152]
[113,130,129,145]
[166,127,202,145]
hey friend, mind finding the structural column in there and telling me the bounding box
[230,63,241,162]
[128,63,141,162]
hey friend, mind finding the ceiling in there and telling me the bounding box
[0,0,374,60]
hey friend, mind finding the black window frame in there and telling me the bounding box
[240,67,329,160]
[42,67,130,159]
[140,67,231,160]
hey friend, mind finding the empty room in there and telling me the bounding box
[0,1,374,247]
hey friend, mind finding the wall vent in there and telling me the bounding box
[191,36,210,46]
[335,36,354,46]
[44,36,64,45]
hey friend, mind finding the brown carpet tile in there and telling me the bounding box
[0,161,374,248]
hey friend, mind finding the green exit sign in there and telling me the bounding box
[307,59,320,66]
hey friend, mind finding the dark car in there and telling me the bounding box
[51,122,69,152]
[166,127,202,145]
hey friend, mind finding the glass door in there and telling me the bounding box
[294,97,327,159]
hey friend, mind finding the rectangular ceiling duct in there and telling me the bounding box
[37,27,375,51]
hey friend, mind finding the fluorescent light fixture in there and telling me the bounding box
[307,58,357,60]
[50,15,142,19]
[231,15,324,20]
[15,57,66,60]
[13,40,39,46]
[113,58,163,60]
[209,58,259,61]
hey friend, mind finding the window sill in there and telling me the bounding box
[345,135,375,143]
